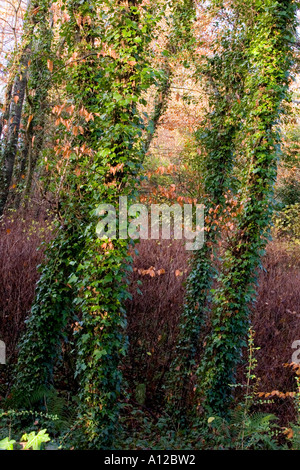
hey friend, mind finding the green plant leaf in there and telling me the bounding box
[0,437,16,450]
[21,430,50,450]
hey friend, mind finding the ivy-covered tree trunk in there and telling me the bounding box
[0,45,30,215]
[167,6,247,418]
[0,0,52,215]
[14,0,162,448]
[18,18,53,206]
[198,0,298,415]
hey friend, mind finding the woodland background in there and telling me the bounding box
[0,0,300,450]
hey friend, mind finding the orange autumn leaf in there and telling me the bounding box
[47,59,53,72]
[157,268,166,275]
[283,428,294,439]
[28,114,34,126]
[32,6,40,15]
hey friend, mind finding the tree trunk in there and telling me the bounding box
[0,44,31,215]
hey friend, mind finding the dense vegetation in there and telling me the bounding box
[0,0,300,450]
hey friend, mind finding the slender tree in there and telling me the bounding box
[0,0,52,214]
